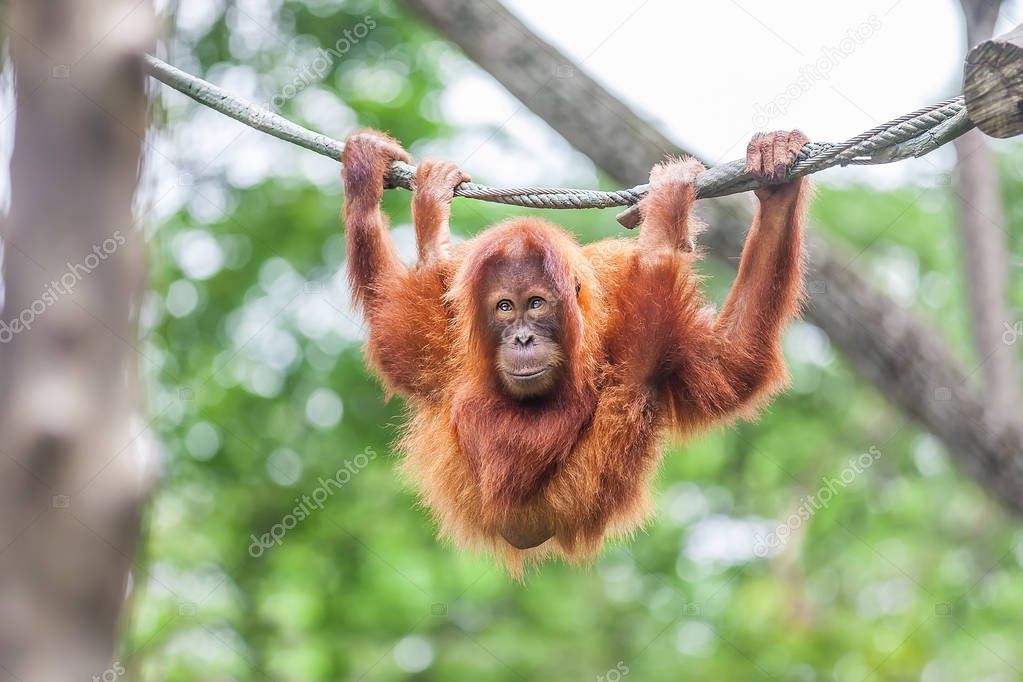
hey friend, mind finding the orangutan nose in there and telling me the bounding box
[514,332,534,347]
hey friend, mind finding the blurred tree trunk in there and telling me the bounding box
[406,0,1023,513]
[953,0,1020,422]
[0,1,154,680]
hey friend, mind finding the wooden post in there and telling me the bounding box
[963,22,1023,138]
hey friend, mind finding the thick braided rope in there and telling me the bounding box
[384,159,645,208]
[790,97,967,174]
[144,55,972,218]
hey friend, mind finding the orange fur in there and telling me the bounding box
[341,131,810,576]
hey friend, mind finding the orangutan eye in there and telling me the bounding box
[496,300,514,312]
[528,297,546,310]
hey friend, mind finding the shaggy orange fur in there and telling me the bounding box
[341,129,811,575]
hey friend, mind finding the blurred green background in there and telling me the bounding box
[129,1,1023,679]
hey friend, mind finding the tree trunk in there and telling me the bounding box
[405,0,1023,513]
[954,0,1021,423]
[0,1,154,680]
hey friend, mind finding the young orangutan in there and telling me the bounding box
[341,129,810,573]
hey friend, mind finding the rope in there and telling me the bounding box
[143,55,974,227]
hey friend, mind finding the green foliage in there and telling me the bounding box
[128,3,1023,680]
